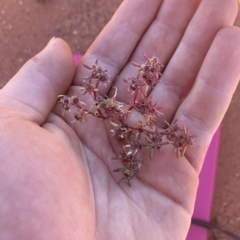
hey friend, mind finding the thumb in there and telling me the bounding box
[0,38,75,124]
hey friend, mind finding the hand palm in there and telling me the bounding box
[1,0,240,240]
[56,110,194,239]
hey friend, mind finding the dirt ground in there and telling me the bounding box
[0,0,240,239]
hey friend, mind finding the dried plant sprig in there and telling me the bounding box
[132,53,164,89]
[58,54,195,186]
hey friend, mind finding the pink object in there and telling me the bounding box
[74,55,82,64]
[73,54,221,239]
[187,128,221,239]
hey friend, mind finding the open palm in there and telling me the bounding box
[1,0,240,239]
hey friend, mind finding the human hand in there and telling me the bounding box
[1,0,240,239]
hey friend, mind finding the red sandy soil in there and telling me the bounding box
[0,1,240,239]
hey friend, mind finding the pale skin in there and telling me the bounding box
[0,0,240,239]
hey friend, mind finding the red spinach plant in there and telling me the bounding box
[58,54,195,186]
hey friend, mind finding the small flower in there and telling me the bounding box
[113,160,145,187]
[145,114,158,128]
[125,132,147,151]
[173,127,195,157]
[110,122,132,140]
[133,53,164,88]
[118,111,130,122]
[112,150,134,163]
[95,95,105,106]
[165,122,195,157]
[72,95,80,104]
[58,95,73,111]
[128,159,146,171]
[123,77,145,95]
[165,119,182,140]
[80,82,99,96]
[145,133,163,145]
[71,95,86,109]
[113,168,134,186]
[145,127,168,158]
[133,97,163,117]
[131,98,163,128]
[83,59,111,85]
[71,111,87,123]
[95,96,124,119]
[136,120,146,130]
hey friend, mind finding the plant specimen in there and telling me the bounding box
[58,54,195,186]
